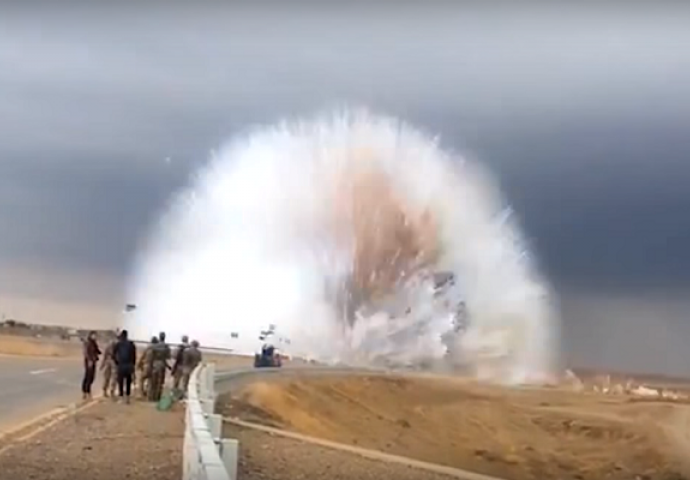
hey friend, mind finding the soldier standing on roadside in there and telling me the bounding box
[172,335,190,394]
[137,336,158,399]
[180,340,203,397]
[158,331,172,386]
[113,329,137,404]
[148,332,171,402]
[100,332,118,397]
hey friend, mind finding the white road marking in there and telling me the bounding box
[29,368,57,375]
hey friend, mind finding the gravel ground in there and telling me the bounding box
[225,424,458,480]
[0,398,185,480]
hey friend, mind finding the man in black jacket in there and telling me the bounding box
[81,331,101,401]
[112,329,137,404]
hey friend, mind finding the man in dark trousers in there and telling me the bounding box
[81,331,101,401]
[112,329,137,404]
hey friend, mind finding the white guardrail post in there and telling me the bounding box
[182,362,238,480]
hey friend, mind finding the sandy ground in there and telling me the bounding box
[219,373,690,480]
[0,398,184,480]
[0,335,82,357]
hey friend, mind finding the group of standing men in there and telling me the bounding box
[82,329,203,404]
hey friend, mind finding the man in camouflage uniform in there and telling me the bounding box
[148,331,171,402]
[172,335,190,394]
[180,340,203,397]
[136,336,158,399]
[100,333,118,397]
[158,331,172,391]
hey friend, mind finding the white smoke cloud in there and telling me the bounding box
[126,108,559,384]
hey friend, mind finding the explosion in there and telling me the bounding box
[126,108,559,384]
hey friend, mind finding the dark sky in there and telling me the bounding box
[1,3,689,376]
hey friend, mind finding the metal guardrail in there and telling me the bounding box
[182,363,239,480]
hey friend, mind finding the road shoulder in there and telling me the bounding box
[0,398,184,480]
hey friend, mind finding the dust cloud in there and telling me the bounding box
[126,108,559,384]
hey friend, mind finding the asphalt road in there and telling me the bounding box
[0,355,86,432]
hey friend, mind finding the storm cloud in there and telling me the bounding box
[1,3,689,374]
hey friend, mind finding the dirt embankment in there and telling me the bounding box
[219,374,690,480]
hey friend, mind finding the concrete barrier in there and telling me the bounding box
[183,363,238,480]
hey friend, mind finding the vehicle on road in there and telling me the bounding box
[254,344,282,368]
